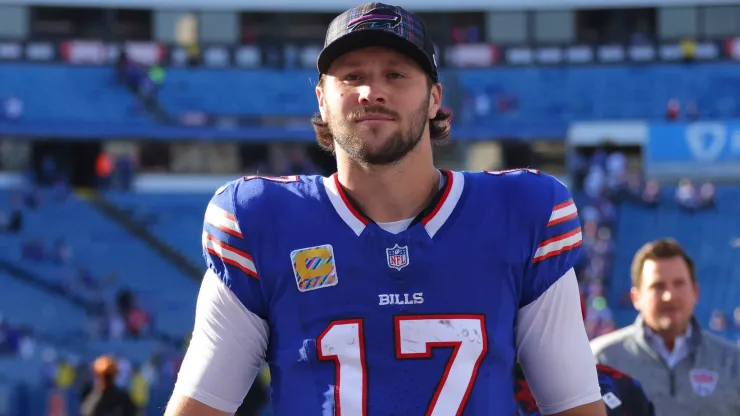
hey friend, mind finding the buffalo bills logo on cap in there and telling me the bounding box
[347,6,401,32]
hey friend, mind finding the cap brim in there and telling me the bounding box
[317,30,435,79]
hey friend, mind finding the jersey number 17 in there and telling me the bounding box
[317,314,488,416]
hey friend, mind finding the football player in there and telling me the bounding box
[515,300,655,416]
[165,2,604,415]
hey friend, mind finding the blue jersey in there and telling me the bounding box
[202,169,583,415]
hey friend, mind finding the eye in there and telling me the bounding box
[387,72,404,79]
[343,74,361,82]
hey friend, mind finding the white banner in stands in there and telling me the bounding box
[134,174,242,193]
[567,121,648,147]
[60,40,166,65]
[7,0,740,11]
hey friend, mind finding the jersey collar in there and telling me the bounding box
[322,170,465,238]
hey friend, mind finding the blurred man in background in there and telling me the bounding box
[591,239,740,415]
[80,355,137,416]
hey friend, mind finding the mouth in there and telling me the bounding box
[356,114,394,123]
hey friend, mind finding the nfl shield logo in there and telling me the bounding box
[386,244,409,271]
[689,369,718,397]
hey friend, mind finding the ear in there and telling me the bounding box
[630,287,641,311]
[316,84,327,122]
[428,82,442,119]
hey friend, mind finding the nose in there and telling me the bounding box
[661,290,673,302]
[357,82,387,105]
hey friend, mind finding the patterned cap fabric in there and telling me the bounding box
[317,2,438,81]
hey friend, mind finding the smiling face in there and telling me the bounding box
[315,46,442,166]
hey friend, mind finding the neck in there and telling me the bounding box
[662,335,676,351]
[651,321,691,352]
[336,141,439,223]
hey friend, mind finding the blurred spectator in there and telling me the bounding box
[116,50,129,83]
[129,365,150,416]
[18,328,35,359]
[108,309,126,341]
[584,165,605,199]
[2,195,23,233]
[666,99,680,120]
[699,182,716,208]
[115,155,136,191]
[55,358,76,390]
[186,43,201,66]
[116,356,133,388]
[641,179,660,207]
[81,355,136,416]
[53,238,73,265]
[675,178,699,211]
[96,152,113,190]
[41,155,59,187]
[734,307,740,329]
[3,94,23,121]
[710,309,727,331]
[681,37,697,62]
[46,388,68,416]
[126,306,150,338]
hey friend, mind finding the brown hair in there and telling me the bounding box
[311,75,452,152]
[630,238,696,288]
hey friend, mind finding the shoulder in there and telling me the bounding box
[465,169,573,222]
[209,174,319,222]
[700,330,740,357]
[590,325,639,356]
[467,168,567,198]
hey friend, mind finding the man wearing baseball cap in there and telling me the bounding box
[167,3,604,416]
[81,355,136,416]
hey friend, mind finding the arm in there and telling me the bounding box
[516,175,604,416]
[517,270,605,416]
[166,182,269,416]
[165,271,268,416]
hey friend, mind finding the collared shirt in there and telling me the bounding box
[644,325,693,369]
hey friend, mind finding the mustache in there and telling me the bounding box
[349,105,399,121]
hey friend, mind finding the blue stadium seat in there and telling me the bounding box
[0,62,738,126]
[0,190,199,339]
[105,191,210,266]
[0,64,150,124]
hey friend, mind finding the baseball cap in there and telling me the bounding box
[317,2,439,81]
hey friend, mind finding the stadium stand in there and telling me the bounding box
[104,191,210,266]
[609,186,740,341]
[1,62,739,130]
[0,64,148,125]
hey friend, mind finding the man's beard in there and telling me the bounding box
[328,96,430,166]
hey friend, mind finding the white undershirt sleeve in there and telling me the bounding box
[173,269,269,413]
[516,268,602,415]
